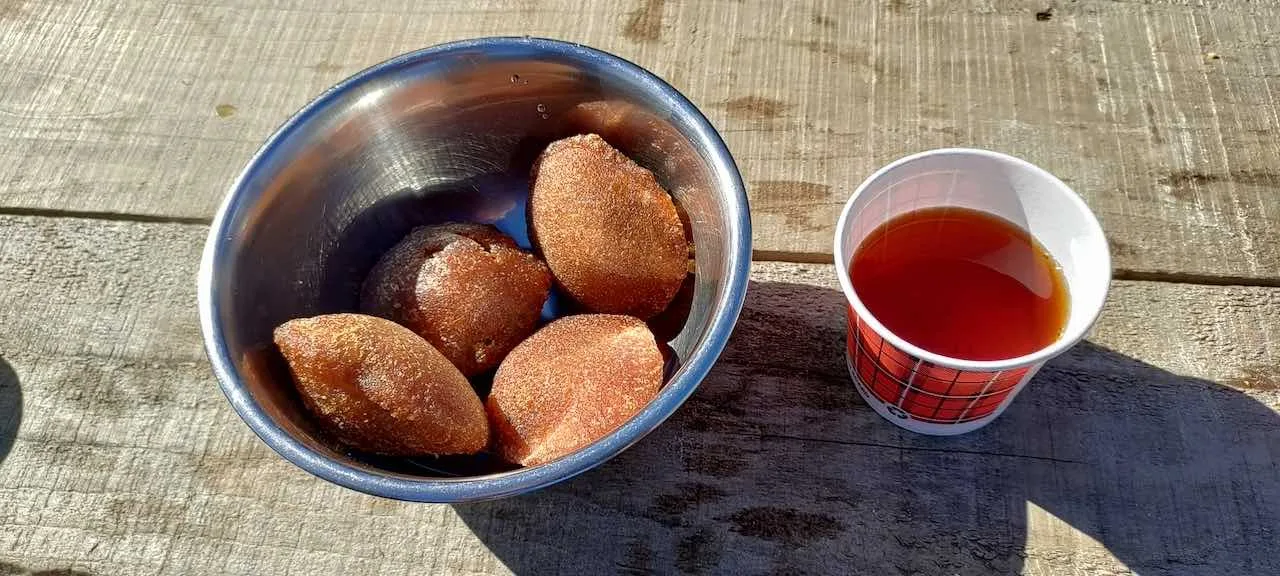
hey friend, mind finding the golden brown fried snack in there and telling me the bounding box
[360,223,552,376]
[529,134,689,319]
[487,314,664,466]
[274,313,488,456]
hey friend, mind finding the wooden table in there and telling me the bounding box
[1,1,1277,574]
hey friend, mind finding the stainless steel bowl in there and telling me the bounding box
[197,38,751,502]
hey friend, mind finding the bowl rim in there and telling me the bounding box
[196,36,752,502]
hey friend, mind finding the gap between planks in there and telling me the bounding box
[0,206,214,226]
[1,207,1276,289]
[752,249,1280,289]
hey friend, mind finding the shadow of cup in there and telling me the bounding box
[453,280,1280,575]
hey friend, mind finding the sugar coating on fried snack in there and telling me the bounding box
[274,313,489,456]
[361,223,552,376]
[529,134,689,319]
[487,314,664,466]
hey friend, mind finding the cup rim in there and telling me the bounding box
[197,36,752,502]
[832,147,1112,371]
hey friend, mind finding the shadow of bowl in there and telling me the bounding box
[0,356,21,467]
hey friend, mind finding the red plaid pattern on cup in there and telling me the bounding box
[833,149,1112,435]
[846,308,1029,424]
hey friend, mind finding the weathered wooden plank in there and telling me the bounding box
[2,1,1279,280]
[0,216,1275,575]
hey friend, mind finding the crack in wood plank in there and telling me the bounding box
[3,206,1279,288]
[0,206,213,226]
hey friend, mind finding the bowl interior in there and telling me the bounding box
[205,40,744,483]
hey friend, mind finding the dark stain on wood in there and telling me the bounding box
[653,482,729,516]
[0,563,96,576]
[676,529,721,574]
[886,0,909,13]
[927,124,962,140]
[1108,235,1139,258]
[812,14,837,29]
[1036,8,1054,21]
[766,208,834,233]
[1226,366,1280,391]
[52,364,178,412]
[20,442,119,470]
[787,38,842,58]
[721,96,791,121]
[623,0,666,43]
[1161,170,1224,189]
[752,180,834,233]
[725,506,846,546]
[648,482,729,526]
[1158,169,1280,200]
[785,39,880,74]
[1143,100,1164,144]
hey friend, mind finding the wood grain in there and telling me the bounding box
[0,216,1275,575]
[1,1,1279,280]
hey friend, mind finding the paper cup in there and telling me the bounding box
[833,149,1111,435]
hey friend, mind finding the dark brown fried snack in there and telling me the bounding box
[486,314,664,466]
[360,223,552,376]
[529,134,689,319]
[274,313,488,456]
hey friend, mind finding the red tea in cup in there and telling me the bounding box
[850,206,1069,361]
[834,149,1112,435]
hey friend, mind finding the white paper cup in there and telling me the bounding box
[833,148,1111,435]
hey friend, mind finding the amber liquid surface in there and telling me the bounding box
[850,206,1069,361]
